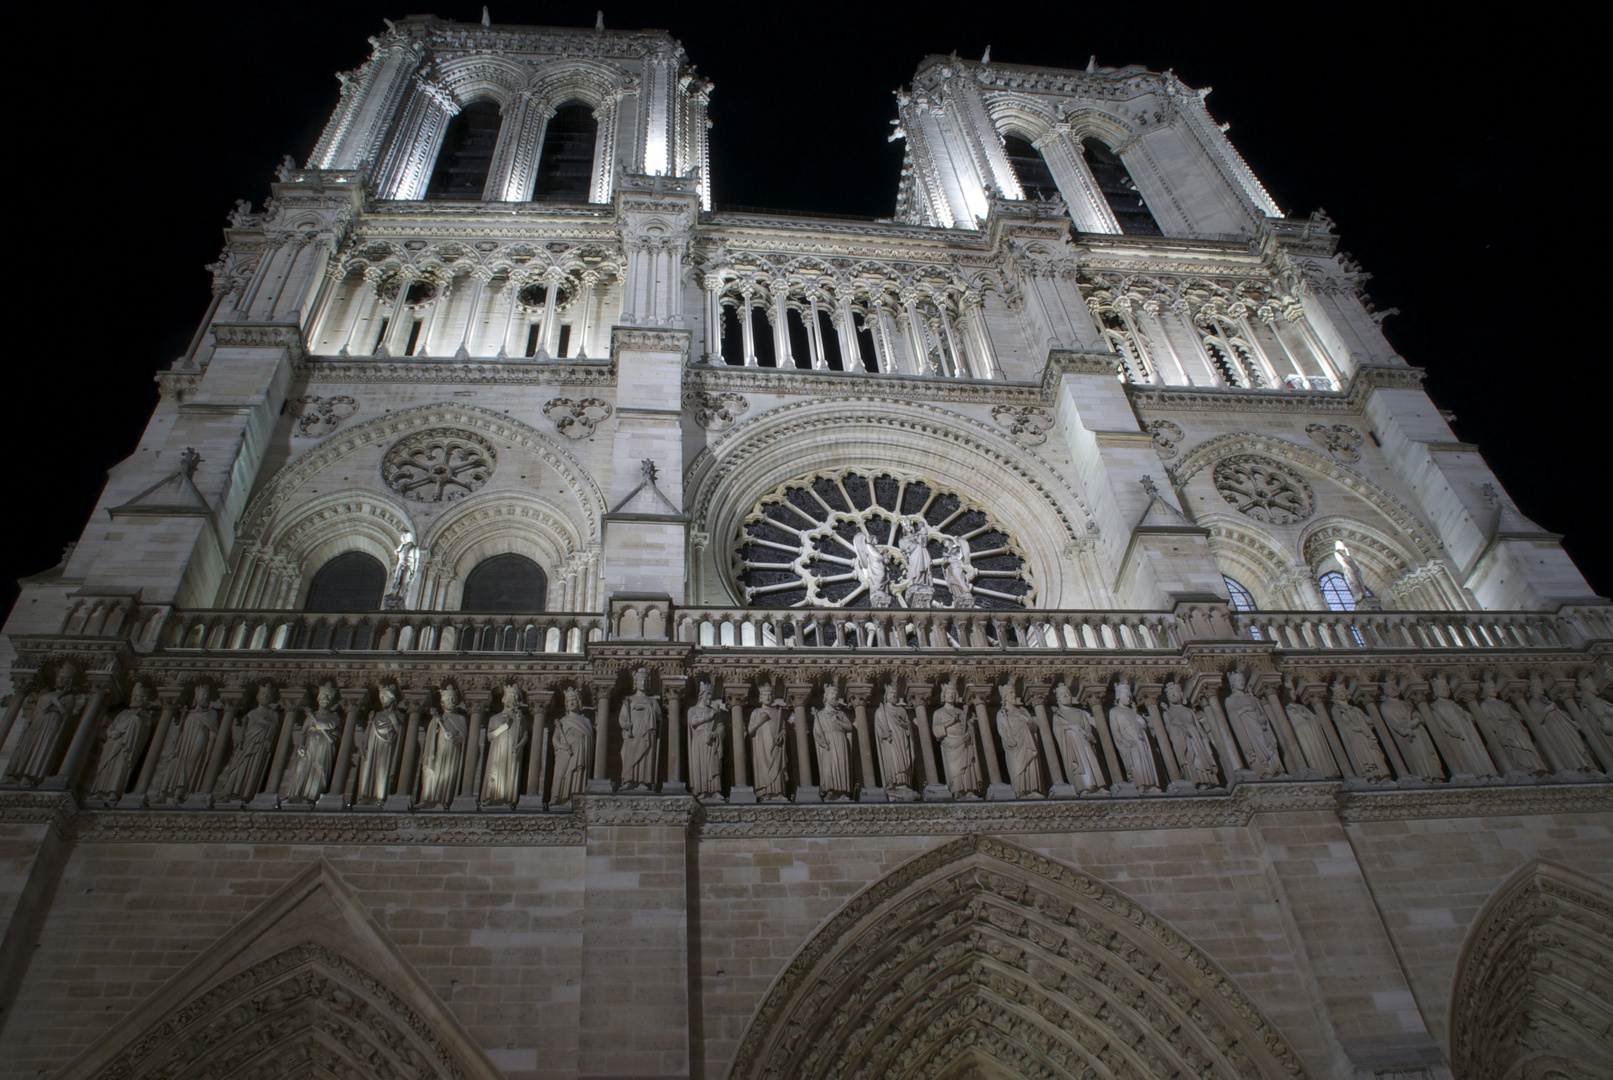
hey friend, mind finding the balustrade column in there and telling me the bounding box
[849,685,881,801]
[574,271,601,359]
[588,681,614,792]
[967,685,1011,799]
[662,682,687,795]
[260,688,306,809]
[725,686,755,803]
[772,286,793,368]
[837,293,863,372]
[399,690,429,803]
[452,273,487,358]
[496,279,520,357]
[1139,690,1183,787]
[787,685,818,803]
[538,277,560,358]
[1026,687,1069,788]
[741,291,757,366]
[197,696,242,801]
[43,686,111,792]
[901,295,930,375]
[454,692,490,811]
[805,298,827,369]
[521,689,554,810]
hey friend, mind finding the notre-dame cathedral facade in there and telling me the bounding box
[1,14,1609,1080]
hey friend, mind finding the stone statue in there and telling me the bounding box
[1574,673,1613,741]
[748,678,789,799]
[418,684,469,809]
[1281,678,1339,778]
[1428,675,1496,777]
[873,683,915,794]
[228,199,253,226]
[1223,670,1282,779]
[1476,676,1544,775]
[481,682,529,805]
[1527,673,1593,772]
[1379,676,1442,780]
[385,530,420,608]
[1161,681,1219,787]
[618,667,663,790]
[813,685,857,800]
[853,532,892,608]
[550,687,593,805]
[160,682,223,800]
[1108,679,1159,791]
[931,682,981,798]
[941,537,974,609]
[284,682,340,802]
[1333,540,1379,609]
[355,682,403,804]
[995,681,1042,797]
[5,663,86,784]
[1052,681,1104,792]
[898,519,933,608]
[1330,677,1390,781]
[217,684,281,801]
[686,681,727,798]
[90,683,154,800]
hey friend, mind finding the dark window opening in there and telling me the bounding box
[750,307,777,367]
[424,100,502,200]
[1223,575,1257,612]
[785,307,811,368]
[720,304,744,364]
[525,324,541,357]
[517,283,548,308]
[1082,138,1162,235]
[531,101,598,202]
[305,552,386,612]
[557,324,572,358]
[854,311,878,371]
[1002,134,1060,201]
[404,281,437,305]
[461,553,548,613]
[817,310,844,370]
[404,320,423,356]
[373,318,390,352]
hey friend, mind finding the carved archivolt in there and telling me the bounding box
[729,834,1307,1080]
[1449,860,1613,1080]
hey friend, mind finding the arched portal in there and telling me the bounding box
[1449,861,1613,1080]
[729,834,1306,1080]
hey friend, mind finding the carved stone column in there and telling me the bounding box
[127,687,180,809]
[519,688,554,812]
[911,685,949,802]
[0,678,31,757]
[314,689,366,811]
[1138,686,1184,791]
[195,693,242,805]
[967,684,1012,800]
[43,684,112,793]
[722,684,754,803]
[1357,685,1412,780]
[849,684,883,803]
[787,684,819,804]
[661,681,688,796]
[259,687,305,809]
[453,691,490,811]
[1083,686,1125,788]
[394,689,430,810]
[1027,685,1072,798]
[587,680,615,793]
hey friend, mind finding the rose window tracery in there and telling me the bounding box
[1213,454,1314,523]
[381,429,496,503]
[733,469,1034,609]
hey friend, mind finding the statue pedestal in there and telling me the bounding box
[660,781,689,795]
[1109,781,1139,798]
[314,793,347,812]
[922,783,952,802]
[585,778,615,794]
[116,792,149,809]
[515,794,546,812]
[1049,783,1077,800]
[986,782,1016,801]
[886,786,919,803]
[247,791,280,811]
[448,794,480,812]
[1166,779,1198,795]
[793,785,821,804]
[728,784,757,805]
[859,786,887,803]
[181,792,214,810]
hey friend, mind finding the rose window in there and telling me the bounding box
[733,469,1034,609]
[1213,455,1314,524]
[382,429,496,503]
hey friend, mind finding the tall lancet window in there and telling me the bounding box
[424,100,502,199]
[1082,138,1162,235]
[1001,134,1060,201]
[531,101,598,202]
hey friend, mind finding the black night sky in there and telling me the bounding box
[6,1,1607,621]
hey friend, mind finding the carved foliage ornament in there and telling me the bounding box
[734,468,1033,610]
[1214,454,1314,524]
[990,405,1053,446]
[683,390,748,430]
[381,428,495,503]
[290,395,358,437]
[1306,422,1364,462]
[542,397,612,439]
[1143,418,1185,459]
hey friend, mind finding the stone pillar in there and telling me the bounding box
[41,687,110,793]
[1139,689,1183,788]
[661,681,687,796]
[196,697,241,803]
[0,681,30,759]
[259,688,305,808]
[453,691,489,811]
[787,684,819,804]
[849,684,882,803]
[397,690,430,806]
[519,688,554,811]
[123,688,179,809]
[1084,686,1126,789]
[587,680,615,793]
[724,685,754,804]
[967,685,1012,800]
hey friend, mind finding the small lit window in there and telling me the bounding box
[1223,575,1257,612]
[1318,571,1356,612]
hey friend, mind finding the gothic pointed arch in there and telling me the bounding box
[57,859,502,1080]
[1449,860,1613,1080]
[728,835,1307,1080]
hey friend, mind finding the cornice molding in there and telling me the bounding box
[302,357,615,386]
[684,363,1044,407]
[71,808,585,846]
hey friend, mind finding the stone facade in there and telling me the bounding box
[1,13,1609,1080]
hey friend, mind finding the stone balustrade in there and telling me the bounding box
[2,604,1609,815]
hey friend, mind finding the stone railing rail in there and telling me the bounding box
[5,604,1609,814]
